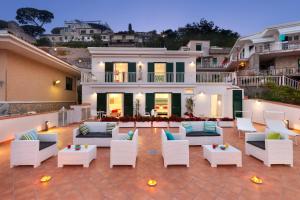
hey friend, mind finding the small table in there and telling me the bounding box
[203,145,242,167]
[58,145,97,168]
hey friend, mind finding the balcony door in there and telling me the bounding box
[154,63,166,82]
[108,93,123,117]
[114,63,128,83]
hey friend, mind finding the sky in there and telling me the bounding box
[1,0,300,36]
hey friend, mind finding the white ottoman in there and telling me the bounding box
[58,145,97,168]
[203,145,242,167]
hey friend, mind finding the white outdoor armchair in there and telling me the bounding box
[161,129,189,167]
[110,129,139,168]
[10,130,58,168]
[245,132,293,167]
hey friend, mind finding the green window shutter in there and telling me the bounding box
[196,44,202,51]
[148,62,154,82]
[176,62,185,82]
[166,63,174,82]
[105,62,113,82]
[145,93,155,113]
[128,62,136,82]
[97,93,107,112]
[124,93,133,116]
[233,90,243,118]
[171,93,181,117]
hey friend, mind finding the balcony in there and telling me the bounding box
[196,63,226,70]
[256,42,300,53]
[81,72,234,84]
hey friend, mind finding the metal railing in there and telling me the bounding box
[237,75,300,90]
[196,63,225,69]
[196,72,234,83]
[256,42,300,53]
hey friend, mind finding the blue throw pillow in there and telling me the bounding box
[127,130,134,140]
[204,121,216,133]
[185,125,193,133]
[165,131,175,140]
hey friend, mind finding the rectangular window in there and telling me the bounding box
[66,77,73,91]
[81,30,86,34]
[196,44,202,51]
[294,35,299,41]
[212,58,218,65]
[90,30,94,34]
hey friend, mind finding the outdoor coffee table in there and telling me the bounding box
[203,145,242,167]
[58,145,97,168]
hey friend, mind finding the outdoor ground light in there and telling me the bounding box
[147,179,157,187]
[40,175,52,183]
[250,176,263,184]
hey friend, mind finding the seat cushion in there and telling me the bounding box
[247,141,265,150]
[186,131,220,137]
[76,132,112,138]
[203,121,217,133]
[39,141,56,151]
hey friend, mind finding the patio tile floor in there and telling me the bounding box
[1,124,300,199]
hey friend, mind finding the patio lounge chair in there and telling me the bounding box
[10,129,58,168]
[265,119,299,145]
[236,118,257,138]
[161,129,189,167]
[245,132,293,167]
[110,129,139,168]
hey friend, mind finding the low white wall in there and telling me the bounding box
[244,99,300,130]
[0,112,58,142]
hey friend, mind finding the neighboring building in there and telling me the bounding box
[0,20,35,44]
[0,30,81,115]
[226,21,300,76]
[41,20,113,44]
[109,32,143,47]
[81,41,243,118]
[182,41,230,71]
[39,47,91,70]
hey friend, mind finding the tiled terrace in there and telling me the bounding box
[1,124,300,200]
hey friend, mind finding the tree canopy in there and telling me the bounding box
[16,7,54,37]
[144,18,239,49]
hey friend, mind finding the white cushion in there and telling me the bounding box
[190,122,204,131]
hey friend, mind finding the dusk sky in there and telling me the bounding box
[1,0,300,36]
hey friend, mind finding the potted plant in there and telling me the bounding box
[101,117,119,122]
[169,115,183,127]
[218,117,234,127]
[135,116,152,127]
[206,118,217,121]
[152,117,169,127]
[119,116,135,127]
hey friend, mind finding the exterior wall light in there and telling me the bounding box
[53,80,61,86]
[78,59,82,63]
[199,92,205,96]
[190,61,196,67]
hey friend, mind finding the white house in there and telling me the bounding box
[226,21,300,75]
[81,41,243,118]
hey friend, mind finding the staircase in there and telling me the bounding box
[236,75,300,90]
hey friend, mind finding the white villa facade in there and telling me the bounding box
[81,41,243,118]
[226,21,300,76]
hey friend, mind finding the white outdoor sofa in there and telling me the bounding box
[10,129,58,168]
[245,132,293,167]
[110,129,139,168]
[73,122,118,147]
[161,129,189,167]
[179,121,223,146]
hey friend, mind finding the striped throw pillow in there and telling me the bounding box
[79,124,89,135]
[106,123,116,132]
[204,121,216,133]
[20,130,38,140]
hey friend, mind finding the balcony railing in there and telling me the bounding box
[196,72,234,83]
[256,42,300,53]
[81,72,235,84]
[196,64,225,69]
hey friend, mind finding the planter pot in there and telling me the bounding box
[218,121,234,128]
[119,121,135,128]
[136,121,152,127]
[169,121,182,128]
[152,121,169,127]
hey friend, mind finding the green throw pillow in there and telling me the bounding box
[267,132,281,140]
[204,121,216,133]
[79,124,89,135]
[20,130,38,140]
[106,123,116,132]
